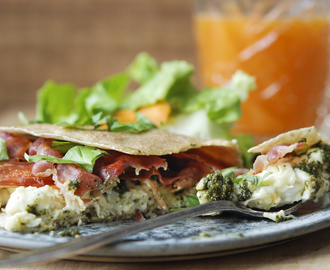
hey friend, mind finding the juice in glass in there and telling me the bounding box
[194,14,330,138]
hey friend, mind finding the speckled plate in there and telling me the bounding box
[0,201,329,262]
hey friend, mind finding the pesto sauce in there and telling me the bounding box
[236,180,252,201]
[68,179,82,190]
[203,172,234,201]
[58,228,81,238]
[113,180,129,195]
[26,204,46,216]
[294,144,330,196]
[201,171,252,202]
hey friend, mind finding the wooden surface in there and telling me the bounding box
[0,0,198,107]
[1,227,330,269]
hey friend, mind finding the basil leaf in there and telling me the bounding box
[220,167,238,180]
[234,172,273,186]
[110,113,156,133]
[0,138,9,161]
[186,195,200,207]
[25,145,109,173]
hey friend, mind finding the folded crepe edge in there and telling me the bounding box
[0,123,243,168]
[248,126,327,154]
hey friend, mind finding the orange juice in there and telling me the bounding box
[194,15,330,138]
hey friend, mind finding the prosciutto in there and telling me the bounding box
[253,142,305,173]
[56,163,102,198]
[0,160,54,187]
[31,139,63,178]
[0,132,31,159]
[96,154,167,182]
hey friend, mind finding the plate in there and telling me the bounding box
[0,201,329,262]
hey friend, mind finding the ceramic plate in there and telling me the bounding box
[0,201,329,261]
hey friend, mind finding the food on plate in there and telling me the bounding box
[0,124,242,232]
[19,52,256,168]
[196,126,330,221]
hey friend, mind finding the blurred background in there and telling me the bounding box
[0,0,197,122]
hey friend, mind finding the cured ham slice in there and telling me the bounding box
[0,160,54,187]
[56,163,102,198]
[253,142,305,173]
[0,132,31,159]
[96,154,167,182]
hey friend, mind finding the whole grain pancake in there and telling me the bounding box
[0,123,243,168]
[248,126,326,154]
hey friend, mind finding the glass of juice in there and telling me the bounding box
[193,0,330,141]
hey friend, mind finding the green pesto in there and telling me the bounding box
[26,205,39,216]
[294,144,330,196]
[202,171,234,201]
[201,171,252,202]
[236,180,252,201]
[68,179,82,190]
[58,228,81,237]
[295,161,323,179]
[113,181,129,195]
[275,214,293,223]
[26,204,47,216]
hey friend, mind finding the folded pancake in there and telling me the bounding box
[196,127,330,220]
[0,124,242,232]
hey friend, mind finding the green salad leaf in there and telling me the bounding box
[24,145,109,173]
[127,51,159,84]
[122,60,195,111]
[52,141,80,154]
[186,195,200,207]
[36,81,76,124]
[21,52,257,164]
[110,113,156,133]
[0,138,9,161]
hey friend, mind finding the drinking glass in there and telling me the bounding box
[193,0,330,141]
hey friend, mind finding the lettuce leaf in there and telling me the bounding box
[0,138,9,161]
[24,145,109,173]
[52,141,80,154]
[36,81,76,124]
[121,60,195,111]
[110,113,156,133]
[24,52,256,143]
[127,52,159,84]
[84,73,129,116]
[186,195,200,207]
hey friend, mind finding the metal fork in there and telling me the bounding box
[0,200,304,267]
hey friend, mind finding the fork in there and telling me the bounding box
[0,200,304,267]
